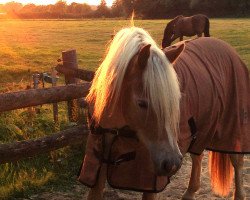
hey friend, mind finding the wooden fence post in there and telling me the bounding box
[62,49,79,122]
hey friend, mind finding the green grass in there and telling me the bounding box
[0,19,249,199]
[0,105,87,199]
[0,19,249,84]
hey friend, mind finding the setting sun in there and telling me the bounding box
[0,0,114,6]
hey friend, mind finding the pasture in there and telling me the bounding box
[1,19,250,85]
[0,19,249,199]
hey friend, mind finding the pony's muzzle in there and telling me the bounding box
[157,154,183,176]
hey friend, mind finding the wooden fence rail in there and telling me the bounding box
[0,83,90,112]
[0,50,95,164]
[56,64,94,82]
[0,125,88,164]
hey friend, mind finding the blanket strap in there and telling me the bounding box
[187,117,197,151]
[94,149,136,165]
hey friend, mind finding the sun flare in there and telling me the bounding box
[0,0,114,6]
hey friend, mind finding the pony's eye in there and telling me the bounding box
[137,100,148,109]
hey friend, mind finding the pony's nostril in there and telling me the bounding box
[162,160,173,172]
[160,155,183,175]
[161,157,182,175]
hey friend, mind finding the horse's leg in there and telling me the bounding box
[182,153,204,200]
[142,193,157,200]
[230,154,246,200]
[87,164,107,200]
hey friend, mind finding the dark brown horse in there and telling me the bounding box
[162,14,210,48]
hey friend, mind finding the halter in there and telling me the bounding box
[89,120,137,139]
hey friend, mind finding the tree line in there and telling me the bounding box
[0,1,93,18]
[112,0,249,18]
[0,0,249,19]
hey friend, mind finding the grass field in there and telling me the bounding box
[0,19,249,85]
[0,19,249,199]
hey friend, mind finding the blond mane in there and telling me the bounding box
[87,27,181,143]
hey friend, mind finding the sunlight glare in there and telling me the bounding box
[0,0,114,7]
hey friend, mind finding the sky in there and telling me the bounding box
[0,0,114,6]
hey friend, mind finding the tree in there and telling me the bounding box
[110,0,136,18]
[67,3,92,16]
[51,0,67,17]
[121,0,134,17]
[134,0,155,18]
[111,0,124,17]
[4,1,23,13]
[96,0,110,17]
[19,3,36,13]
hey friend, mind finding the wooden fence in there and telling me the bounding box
[0,50,95,165]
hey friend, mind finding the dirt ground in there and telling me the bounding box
[28,152,250,200]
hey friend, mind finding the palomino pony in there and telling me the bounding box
[79,27,249,200]
[162,14,210,48]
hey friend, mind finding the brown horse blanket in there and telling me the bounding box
[78,126,169,192]
[169,37,250,155]
[78,37,249,192]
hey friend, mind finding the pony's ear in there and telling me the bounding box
[138,44,151,69]
[164,43,184,63]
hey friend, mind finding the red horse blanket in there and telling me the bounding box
[170,37,250,155]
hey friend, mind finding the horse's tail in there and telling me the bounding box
[204,17,210,37]
[209,151,233,197]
